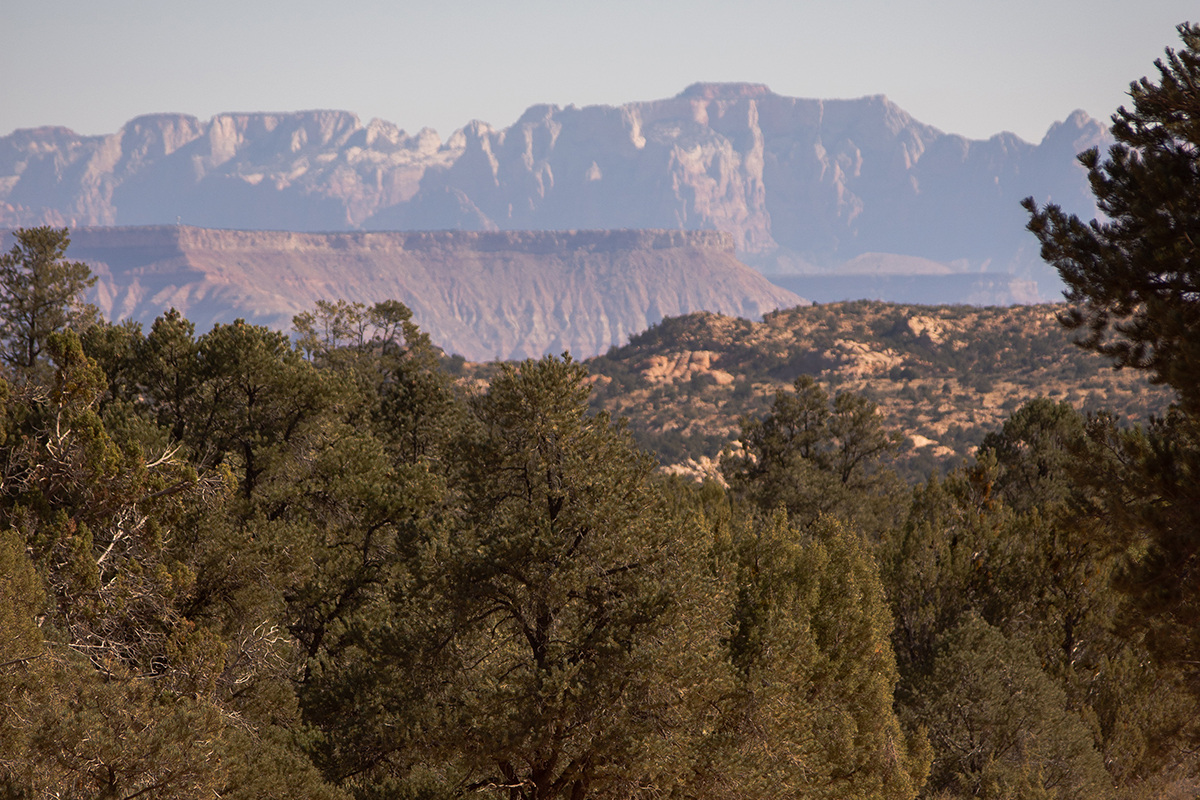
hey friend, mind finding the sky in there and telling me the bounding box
[2,1,1195,144]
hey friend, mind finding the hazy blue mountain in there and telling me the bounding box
[0,84,1109,299]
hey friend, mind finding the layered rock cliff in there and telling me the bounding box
[0,84,1109,296]
[68,225,802,360]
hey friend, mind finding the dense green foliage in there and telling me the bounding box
[3,267,1195,798]
[0,227,96,374]
[4,21,1200,799]
[723,375,904,531]
[0,244,929,799]
[1024,21,1200,778]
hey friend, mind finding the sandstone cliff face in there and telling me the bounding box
[0,85,1108,295]
[0,111,457,231]
[68,225,802,360]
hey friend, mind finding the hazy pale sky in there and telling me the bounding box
[2,0,1194,144]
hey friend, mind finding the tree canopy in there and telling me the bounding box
[1023,22,1200,414]
[0,227,97,373]
[0,265,925,798]
[7,23,1200,795]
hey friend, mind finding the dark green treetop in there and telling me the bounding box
[0,227,97,373]
[1023,22,1200,413]
[722,375,902,530]
[977,397,1086,515]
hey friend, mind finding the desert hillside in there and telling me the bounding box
[577,301,1171,481]
[67,224,801,360]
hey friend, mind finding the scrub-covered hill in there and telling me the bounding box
[579,301,1171,481]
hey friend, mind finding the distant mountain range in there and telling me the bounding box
[66,225,799,360]
[0,84,1109,299]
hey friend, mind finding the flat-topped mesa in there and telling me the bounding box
[388,229,738,255]
[60,226,187,266]
[1,85,1110,298]
[65,225,798,361]
[71,226,735,256]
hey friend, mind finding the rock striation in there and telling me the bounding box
[0,85,1110,298]
[66,225,802,360]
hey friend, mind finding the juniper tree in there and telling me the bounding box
[1023,22,1200,414]
[709,512,926,800]
[722,375,902,531]
[1024,22,1200,718]
[0,227,97,373]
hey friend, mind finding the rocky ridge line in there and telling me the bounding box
[0,84,1111,297]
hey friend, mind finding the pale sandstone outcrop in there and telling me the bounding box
[639,350,735,385]
[659,455,728,486]
[821,339,905,377]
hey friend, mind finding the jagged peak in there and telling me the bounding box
[514,104,564,126]
[122,112,204,127]
[1047,109,1106,134]
[676,82,772,101]
[1039,109,1110,150]
[460,119,497,138]
[1064,108,1098,125]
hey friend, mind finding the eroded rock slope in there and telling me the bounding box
[68,225,802,360]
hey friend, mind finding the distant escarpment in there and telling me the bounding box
[68,225,802,360]
[1,84,1109,298]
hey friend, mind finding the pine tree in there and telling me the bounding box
[319,355,731,800]
[1024,22,1200,727]
[1023,22,1200,414]
[445,355,731,800]
[722,375,902,531]
[0,227,97,373]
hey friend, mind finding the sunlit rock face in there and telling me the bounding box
[66,225,802,361]
[0,84,1108,296]
[0,111,458,231]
